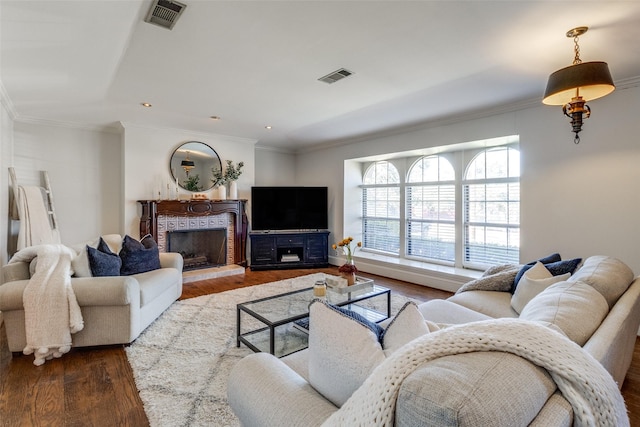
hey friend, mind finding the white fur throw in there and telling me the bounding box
[322,318,628,427]
[10,244,83,366]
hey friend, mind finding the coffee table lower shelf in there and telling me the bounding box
[237,284,391,357]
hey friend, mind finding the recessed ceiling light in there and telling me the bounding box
[210,116,221,120]
[141,102,152,107]
[265,125,272,130]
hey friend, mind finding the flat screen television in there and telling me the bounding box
[251,186,328,231]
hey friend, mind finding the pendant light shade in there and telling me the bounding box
[542,27,614,144]
[542,61,614,105]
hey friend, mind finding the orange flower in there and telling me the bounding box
[333,237,361,264]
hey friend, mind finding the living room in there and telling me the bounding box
[1,0,640,425]
[0,2,639,279]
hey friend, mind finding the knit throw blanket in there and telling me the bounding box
[322,318,628,427]
[10,244,84,366]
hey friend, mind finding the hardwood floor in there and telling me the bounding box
[1,266,639,426]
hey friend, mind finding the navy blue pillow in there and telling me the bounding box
[512,253,562,291]
[331,303,384,342]
[87,238,122,277]
[119,234,161,276]
[513,257,582,292]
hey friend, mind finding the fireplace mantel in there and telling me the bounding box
[138,199,248,267]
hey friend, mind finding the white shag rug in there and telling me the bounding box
[125,273,414,427]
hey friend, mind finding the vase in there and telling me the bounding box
[228,181,238,199]
[217,185,227,200]
[341,271,356,286]
[339,259,357,286]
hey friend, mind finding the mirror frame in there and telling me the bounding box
[170,141,222,192]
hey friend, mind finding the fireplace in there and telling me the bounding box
[138,200,248,267]
[167,228,227,271]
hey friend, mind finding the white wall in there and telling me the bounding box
[295,84,640,276]
[9,122,121,249]
[121,123,256,238]
[254,147,296,186]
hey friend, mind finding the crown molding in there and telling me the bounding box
[119,121,258,145]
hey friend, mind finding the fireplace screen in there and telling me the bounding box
[167,228,227,271]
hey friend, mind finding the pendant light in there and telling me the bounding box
[542,27,615,144]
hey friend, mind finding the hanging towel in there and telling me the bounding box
[16,185,60,250]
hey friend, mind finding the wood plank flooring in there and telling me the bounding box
[1,266,639,426]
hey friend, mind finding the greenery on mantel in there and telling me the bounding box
[184,174,203,192]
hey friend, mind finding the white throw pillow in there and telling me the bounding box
[70,237,100,277]
[511,262,570,314]
[382,301,435,356]
[308,300,386,407]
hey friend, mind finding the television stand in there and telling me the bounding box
[249,230,330,270]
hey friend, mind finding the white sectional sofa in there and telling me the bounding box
[228,256,640,426]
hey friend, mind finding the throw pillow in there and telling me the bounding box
[70,237,100,277]
[511,262,570,314]
[119,234,161,276]
[512,253,562,289]
[87,237,122,277]
[513,256,581,292]
[382,301,434,356]
[308,299,386,407]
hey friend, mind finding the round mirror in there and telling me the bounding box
[170,141,222,192]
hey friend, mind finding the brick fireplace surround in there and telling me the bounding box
[138,199,248,280]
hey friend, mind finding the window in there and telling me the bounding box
[356,140,520,271]
[406,156,456,262]
[463,147,520,267]
[362,161,400,254]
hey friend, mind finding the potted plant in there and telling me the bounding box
[211,167,226,199]
[184,174,202,192]
[332,237,362,285]
[224,160,244,199]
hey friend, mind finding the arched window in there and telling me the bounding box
[362,161,400,254]
[463,147,520,266]
[406,156,455,262]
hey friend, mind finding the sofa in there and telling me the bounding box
[0,234,183,352]
[228,255,640,426]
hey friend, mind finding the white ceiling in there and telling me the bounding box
[2,1,640,151]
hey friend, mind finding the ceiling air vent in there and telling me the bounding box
[318,68,354,84]
[144,0,187,30]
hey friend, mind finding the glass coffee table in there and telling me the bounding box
[237,278,391,357]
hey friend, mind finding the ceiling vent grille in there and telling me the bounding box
[318,68,354,84]
[144,0,187,30]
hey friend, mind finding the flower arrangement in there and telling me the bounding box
[211,160,244,188]
[184,174,202,192]
[333,237,362,274]
[211,167,225,188]
[224,160,244,182]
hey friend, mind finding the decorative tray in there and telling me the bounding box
[327,276,374,294]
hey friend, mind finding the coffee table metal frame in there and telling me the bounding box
[236,284,391,356]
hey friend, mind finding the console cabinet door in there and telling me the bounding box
[305,233,328,263]
[251,235,276,264]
